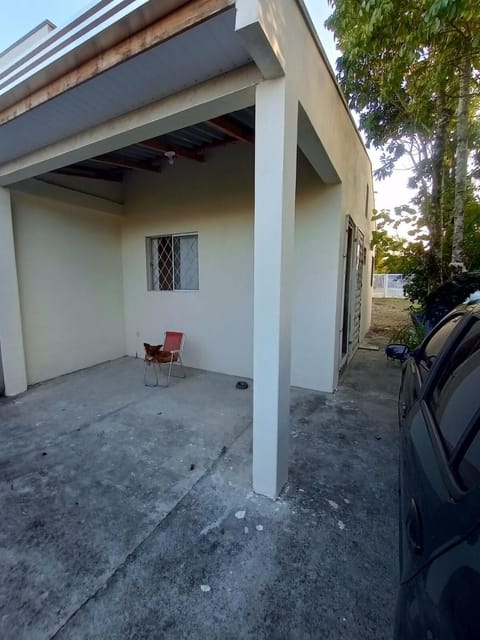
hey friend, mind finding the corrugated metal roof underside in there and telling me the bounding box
[156,109,255,150]
[53,106,255,179]
[0,8,252,166]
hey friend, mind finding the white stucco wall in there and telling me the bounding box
[122,144,255,379]
[292,178,342,390]
[239,0,374,377]
[0,187,27,395]
[293,4,374,374]
[122,144,339,391]
[12,193,125,384]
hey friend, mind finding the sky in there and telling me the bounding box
[0,0,411,219]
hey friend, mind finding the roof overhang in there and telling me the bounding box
[0,0,204,109]
[0,0,356,187]
[0,0,257,172]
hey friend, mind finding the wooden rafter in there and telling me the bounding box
[137,139,205,162]
[0,0,234,126]
[207,117,254,143]
[91,153,161,173]
[51,166,123,182]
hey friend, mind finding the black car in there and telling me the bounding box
[395,304,480,639]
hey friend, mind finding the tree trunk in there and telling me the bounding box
[429,87,449,289]
[450,51,470,274]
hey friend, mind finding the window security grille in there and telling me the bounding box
[147,234,198,291]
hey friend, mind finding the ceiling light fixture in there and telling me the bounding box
[164,151,176,165]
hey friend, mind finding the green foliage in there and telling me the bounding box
[327,0,480,290]
[370,210,405,273]
[444,193,480,271]
[371,209,430,305]
[390,323,426,350]
[402,248,430,306]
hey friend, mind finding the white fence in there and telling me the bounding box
[373,273,407,298]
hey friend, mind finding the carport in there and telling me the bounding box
[0,0,373,499]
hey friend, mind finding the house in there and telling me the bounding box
[0,0,373,498]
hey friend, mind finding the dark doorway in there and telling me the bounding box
[341,219,354,359]
[0,343,5,396]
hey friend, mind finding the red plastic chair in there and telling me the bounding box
[161,331,186,386]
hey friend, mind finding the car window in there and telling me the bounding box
[431,320,480,409]
[458,428,480,491]
[418,315,463,379]
[432,349,480,454]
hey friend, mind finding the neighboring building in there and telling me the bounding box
[0,0,373,497]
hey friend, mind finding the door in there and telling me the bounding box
[0,341,4,396]
[340,218,354,366]
[351,229,364,352]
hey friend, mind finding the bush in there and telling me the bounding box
[390,323,426,350]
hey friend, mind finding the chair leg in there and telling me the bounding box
[156,354,185,387]
[167,354,186,381]
[166,356,174,387]
[178,353,186,378]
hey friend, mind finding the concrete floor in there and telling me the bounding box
[0,349,401,640]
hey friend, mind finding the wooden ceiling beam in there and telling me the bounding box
[207,117,254,143]
[51,166,123,182]
[137,139,205,162]
[91,153,161,173]
[0,0,234,125]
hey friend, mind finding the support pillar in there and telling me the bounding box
[253,77,298,498]
[0,187,27,395]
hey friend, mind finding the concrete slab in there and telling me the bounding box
[0,349,401,639]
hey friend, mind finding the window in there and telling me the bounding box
[147,234,198,291]
[434,351,480,454]
[458,428,480,491]
[431,320,480,410]
[417,315,463,380]
[428,319,480,455]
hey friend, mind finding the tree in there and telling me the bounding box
[423,0,480,273]
[326,0,480,291]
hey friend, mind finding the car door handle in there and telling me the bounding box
[406,498,423,555]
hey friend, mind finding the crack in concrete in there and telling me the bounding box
[48,418,252,640]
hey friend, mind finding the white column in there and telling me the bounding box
[253,77,298,498]
[0,187,27,395]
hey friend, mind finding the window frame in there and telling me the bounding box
[420,312,480,497]
[429,317,480,413]
[146,232,199,292]
[450,412,480,491]
[415,312,465,382]
[453,416,480,491]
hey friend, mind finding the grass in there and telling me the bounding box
[368,298,412,340]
